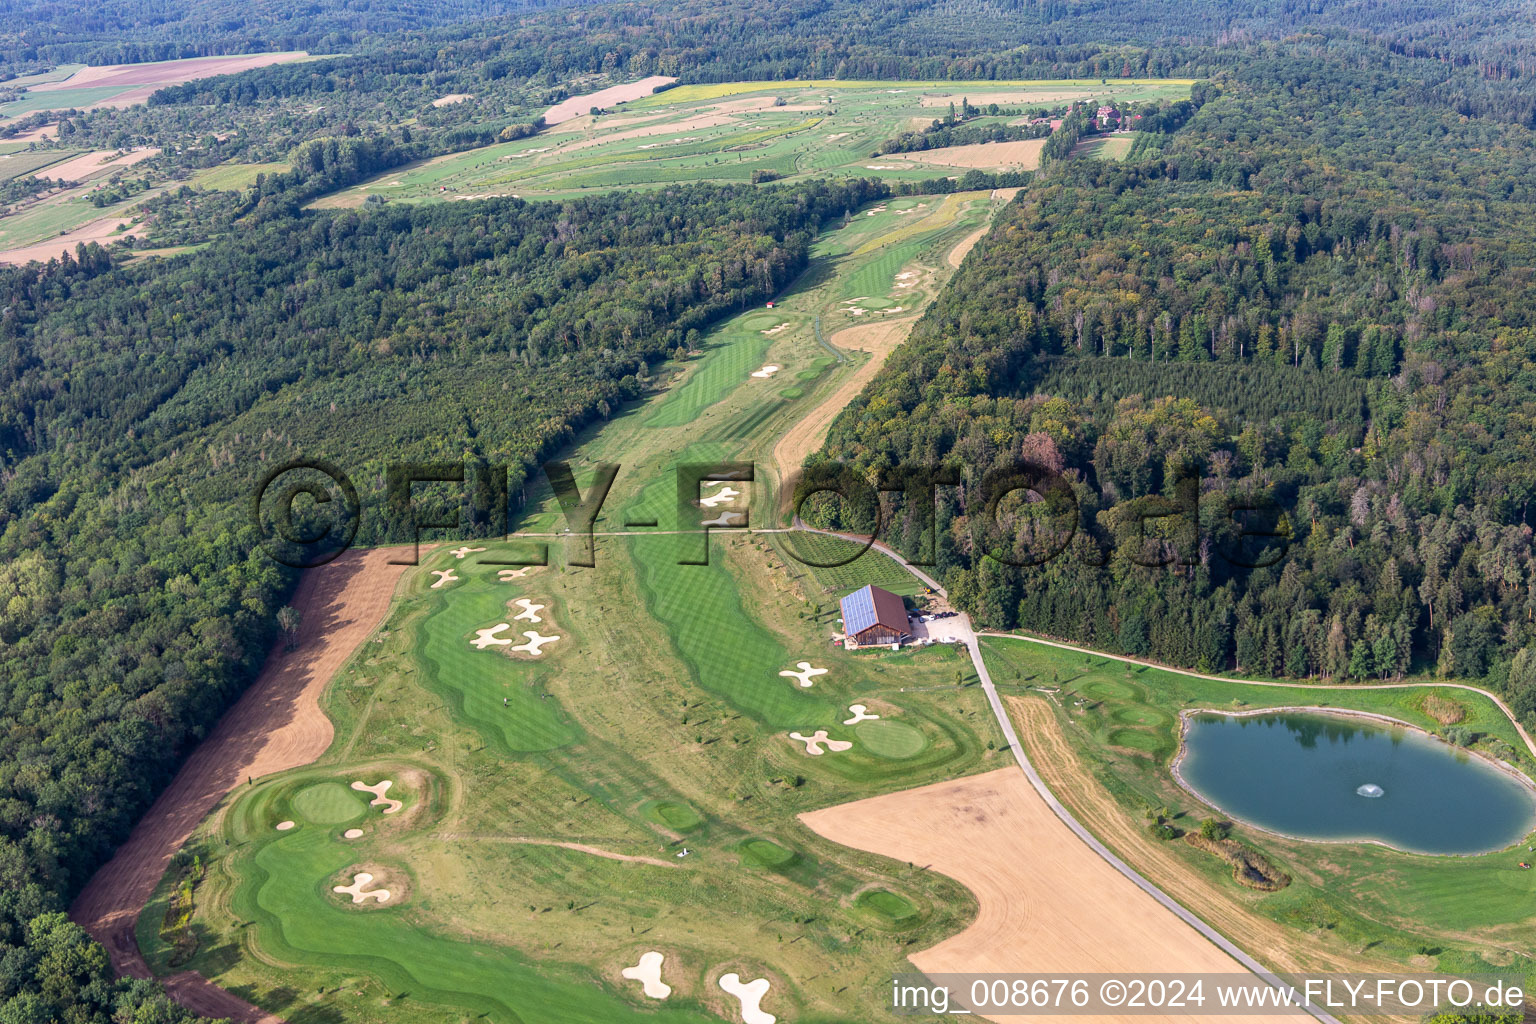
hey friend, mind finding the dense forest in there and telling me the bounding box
[814,41,1536,730]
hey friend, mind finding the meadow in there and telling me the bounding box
[981,636,1536,980]
[316,78,1191,206]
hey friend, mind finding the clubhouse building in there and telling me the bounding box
[840,584,912,648]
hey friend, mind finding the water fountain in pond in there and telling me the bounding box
[1356,783,1385,798]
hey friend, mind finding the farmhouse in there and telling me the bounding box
[840,584,912,648]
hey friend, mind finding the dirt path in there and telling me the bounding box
[70,546,418,1022]
[771,314,919,481]
[981,631,1536,761]
[800,770,1313,1024]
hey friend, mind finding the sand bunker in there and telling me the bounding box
[779,662,828,688]
[865,164,898,170]
[760,323,791,335]
[498,567,534,581]
[702,510,747,528]
[343,829,364,839]
[510,631,559,656]
[718,974,775,1024]
[333,872,390,904]
[864,205,889,216]
[450,546,486,559]
[429,569,458,589]
[471,623,515,649]
[699,485,741,507]
[844,704,881,724]
[789,730,853,756]
[621,951,672,999]
[275,820,295,831]
[511,598,545,623]
[749,365,781,378]
[350,780,403,814]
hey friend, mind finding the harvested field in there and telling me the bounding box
[800,767,1312,1024]
[894,138,1045,170]
[0,214,142,265]
[69,546,417,998]
[6,123,56,142]
[34,52,308,94]
[39,147,158,182]
[543,75,678,125]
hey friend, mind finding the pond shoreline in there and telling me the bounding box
[1168,705,1536,858]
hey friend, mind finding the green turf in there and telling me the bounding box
[292,782,367,824]
[739,837,799,868]
[857,888,918,921]
[855,719,928,758]
[414,575,576,752]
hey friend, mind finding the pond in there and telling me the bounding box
[1176,711,1536,855]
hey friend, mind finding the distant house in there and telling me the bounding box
[1096,105,1121,129]
[840,584,912,648]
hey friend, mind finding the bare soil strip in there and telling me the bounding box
[543,75,678,126]
[893,138,1045,171]
[70,547,418,1022]
[772,315,918,480]
[0,215,144,265]
[799,769,1310,1024]
[34,53,308,93]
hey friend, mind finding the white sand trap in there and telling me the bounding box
[844,704,881,724]
[865,164,897,170]
[847,307,868,316]
[702,510,747,528]
[719,973,775,1024]
[622,951,672,999]
[760,322,791,335]
[749,365,780,379]
[275,820,296,831]
[699,486,742,507]
[895,271,917,279]
[343,828,364,839]
[333,872,390,904]
[510,630,560,656]
[789,730,853,756]
[350,780,403,814]
[471,623,515,649]
[511,598,545,623]
[779,662,828,688]
[450,546,486,559]
[498,567,534,581]
[430,569,458,589]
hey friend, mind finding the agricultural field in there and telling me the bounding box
[136,190,1019,1024]
[316,78,1193,206]
[0,52,313,117]
[981,636,1536,980]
